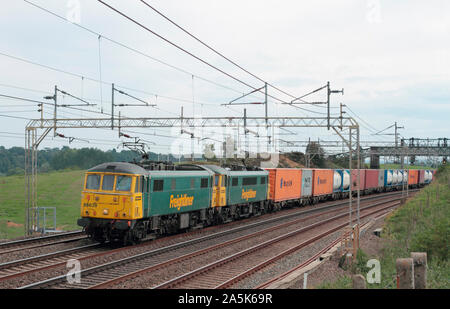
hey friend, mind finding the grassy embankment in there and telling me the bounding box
[380,164,434,170]
[318,164,450,289]
[0,169,85,239]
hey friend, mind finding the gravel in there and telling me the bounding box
[0,192,405,289]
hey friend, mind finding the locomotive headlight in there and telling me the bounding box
[103,209,109,215]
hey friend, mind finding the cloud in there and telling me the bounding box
[0,0,448,152]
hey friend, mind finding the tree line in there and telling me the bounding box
[0,146,176,176]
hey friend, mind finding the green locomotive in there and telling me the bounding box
[78,162,268,244]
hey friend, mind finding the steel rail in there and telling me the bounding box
[18,191,409,289]
[153,198,400,289]
[254,205,399,289]
[17,190,416,289]
[4,191,380,287]
[87,195,398,289]
[0,231,85,254]
[0,243,103,281]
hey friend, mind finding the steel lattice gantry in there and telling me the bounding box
[24,115,360,235]
[369,146,450,157]
[26,116,358,130]
[368,141,450,168]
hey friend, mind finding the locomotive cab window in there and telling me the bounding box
[232,178,238,186]
[102,175,115,191]
[141,176,146,193]
[86,174,101,190]
[260,177,266,185]
[116,175,132,192]
[135,176,142,193]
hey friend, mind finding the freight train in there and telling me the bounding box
[77,162,434,245]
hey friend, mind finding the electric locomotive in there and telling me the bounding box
[77,161,268,244]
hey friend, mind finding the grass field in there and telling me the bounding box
[380,164,434,170]
[0,169,85,239]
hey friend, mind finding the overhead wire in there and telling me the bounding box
[21,0,369,124]
[0,51,239,117]
[16,1,330,118]
[137,0,355,121]
[138,0,299,101]
[22,0,256,98]
[10,1,381,151]
[96,0,312,110]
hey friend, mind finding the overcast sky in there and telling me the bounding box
[0,0,449,156]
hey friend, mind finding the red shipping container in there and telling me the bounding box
[312,169,334,196]
[364,169,379,190]
[418,170,426,184]
[408,170,419,185]
[266,168,302,202]
[351,169,366,191]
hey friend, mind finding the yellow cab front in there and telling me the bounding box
[81,172,143,221]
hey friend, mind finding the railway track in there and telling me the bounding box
[2,190,410,287]
[18,191,408,289]
[254,207,394,289]
[154,199,401,289]
[0,230,85,255]
[0,243,105,281]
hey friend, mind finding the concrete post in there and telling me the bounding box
[396,258,415,289]
[352,274,366,289]
[411,252,427,289]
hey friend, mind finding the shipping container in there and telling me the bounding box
[301,169,313,197]
[397,170,404,185]
[384,170,393,187]
[333,170,350,192]
[333,170,342,193]
[425,170,433,183]
[312,169,334,196]
[378,169,385,188]
[408,170,419,185]
[364,169,379,190]
[418,169,426,184]
[351,169,366,191]
[392,170,399,185]
[401,170,408,184]
[266,168,302,202]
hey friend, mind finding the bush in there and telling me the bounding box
[411,217,449,261]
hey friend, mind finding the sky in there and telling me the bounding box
[0,0,449,157]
